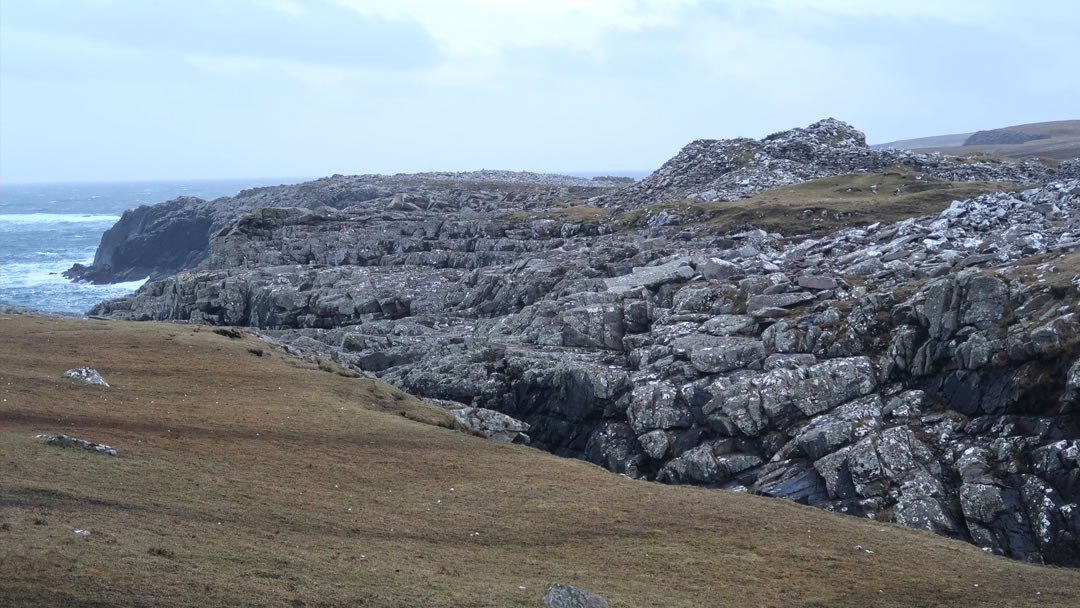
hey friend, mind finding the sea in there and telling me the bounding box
[0,178,300,313]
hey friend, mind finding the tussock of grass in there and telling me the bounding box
[2,315,1079,607]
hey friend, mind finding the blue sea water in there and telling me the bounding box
[0,178,300,313]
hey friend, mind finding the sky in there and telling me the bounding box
[1,0,1078,183]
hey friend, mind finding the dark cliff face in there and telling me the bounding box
[65,198,215,283]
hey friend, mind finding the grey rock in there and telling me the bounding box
[797,275,840,290]
[796,421,853,461]
[763,353,817,370]
[706,357,877,437]
[626,383,690,434]
[844,257,885,276]
[63,367,109,387]
[657,443,720,484]
[697,257,740,280]
[544,583,609,608]
[449,407,530,443]
[893,472,957,535]
[604,259,695,294]
[701,314,757,337]
[35,433,117,456]
[638,429,671,460]
[686,336,766,374]
[745,292,814,316]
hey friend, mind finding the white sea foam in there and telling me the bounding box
[0,213,121,225]
[0,260,146,312]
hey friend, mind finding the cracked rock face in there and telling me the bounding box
[85,119,1080,566]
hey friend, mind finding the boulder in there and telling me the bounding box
[544,584,609,608]
[745,292,814,317]
[449,407,531,443]
[797,275,840,290]
[63,367,110,387]
[604,259,695,295]
[35,434,117,456]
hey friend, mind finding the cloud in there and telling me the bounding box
[335,0,698,57]
[250,0,308,17]
[2,0,1078,182]
[1,0,438,71]
[182,52,385,87]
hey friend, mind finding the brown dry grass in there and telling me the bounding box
[2,314,1079,607]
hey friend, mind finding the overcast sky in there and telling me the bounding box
[1,0,1077,183]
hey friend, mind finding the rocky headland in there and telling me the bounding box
[83,119,1080,566]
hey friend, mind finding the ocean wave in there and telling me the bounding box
[0,213,121,225]
[0,260,146,291]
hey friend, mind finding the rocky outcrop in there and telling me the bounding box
[66,172,623,284]
[35,434,117,456]
[598,118,1078,209]
[965,129,1051,146]
[84,119,1080,566]
[64,196,220,283]
[437,400,531,444]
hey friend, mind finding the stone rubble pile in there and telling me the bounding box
[599,118,1079,209]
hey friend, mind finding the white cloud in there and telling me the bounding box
[249,0,308,17]
[755,0,1011,26]
[335,0,698,57]
[183,52,383,87]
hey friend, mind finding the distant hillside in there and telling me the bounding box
[875,120,1080,161]
[871,132,973,150]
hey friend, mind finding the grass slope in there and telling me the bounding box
[2,314,1079,607]
[871,132,973,150]
[912,120,1080,161]
[615,167,1016,236]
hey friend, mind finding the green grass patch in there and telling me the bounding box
[615,167,1017,236]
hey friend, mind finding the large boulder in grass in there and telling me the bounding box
[543,583,609,608]
[63,367,109,387]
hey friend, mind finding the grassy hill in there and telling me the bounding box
[610,167,1017,236]
[871,132,973,150]
[877,120,1080,161]
[2,314,1080,607]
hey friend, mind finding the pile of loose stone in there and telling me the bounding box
[598,118,1080,209]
